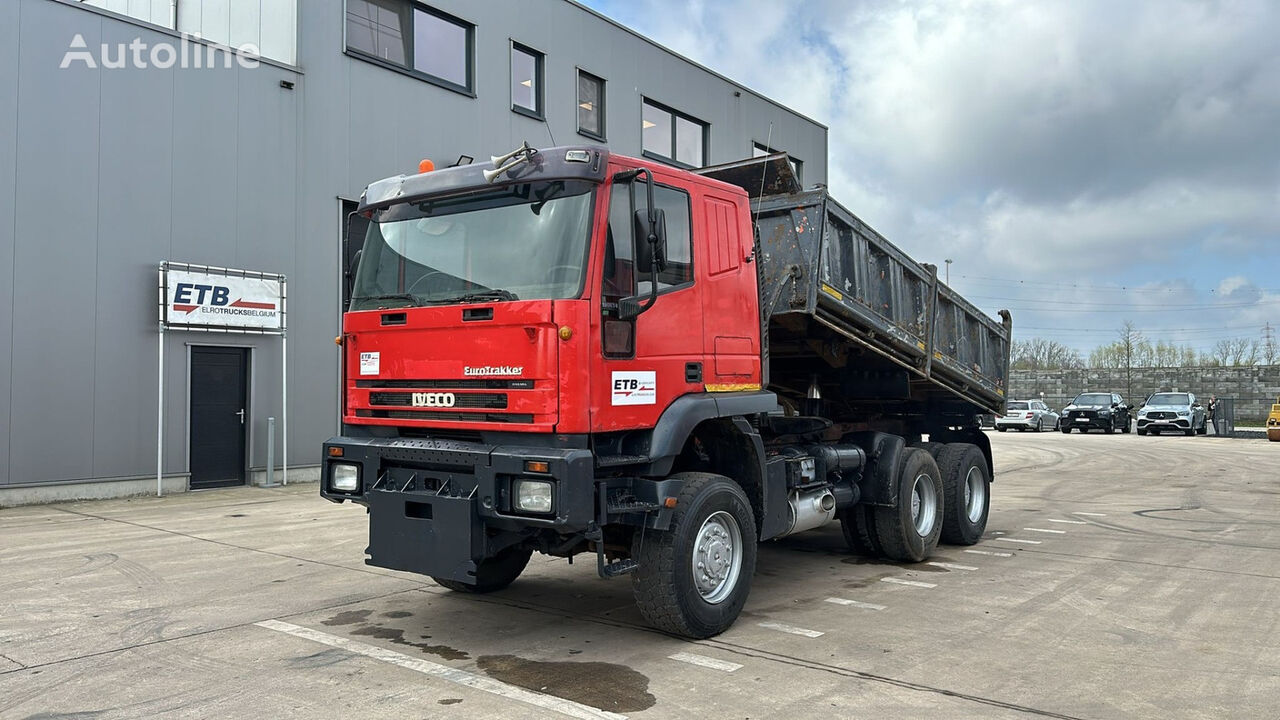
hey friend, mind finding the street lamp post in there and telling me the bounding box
[945,259,952,285]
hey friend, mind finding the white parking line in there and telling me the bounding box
[758,622,824,638]
[880,577,937,588]
[965,549,1013,557]
[256,620,626,720]
[928,562,978,571]
[1072,512,1107,517]
[668,652,743,673]
[824,597,887,610]
[1047,519,1087,525]
[1024,527,1067,534]
[994,537,1042,545]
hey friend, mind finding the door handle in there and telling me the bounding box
[236,409,246,424]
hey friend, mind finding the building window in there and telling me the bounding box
[753,142,802,183]
[346,1,474,95]
[347,0,410,65]
[642,99,707,168]
[510,43,544,118]
[577,71,606,140]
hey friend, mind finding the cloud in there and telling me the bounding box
[585,0,1280,353]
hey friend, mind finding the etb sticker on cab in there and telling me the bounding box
[359,352,380,376]
[611,371,656,406]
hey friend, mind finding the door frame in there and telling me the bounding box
[185,342,255,488]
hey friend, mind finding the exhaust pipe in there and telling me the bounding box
[783,488,837,537]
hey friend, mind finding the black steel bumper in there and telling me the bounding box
[320,435,594,582]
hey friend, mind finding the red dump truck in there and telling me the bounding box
[323,144,1012,638]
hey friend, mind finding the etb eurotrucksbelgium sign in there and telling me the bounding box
[160,262,285,333]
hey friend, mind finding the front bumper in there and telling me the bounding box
[321,435,594,582]
[1064,413,1113,429]
[1137,416,1191,431]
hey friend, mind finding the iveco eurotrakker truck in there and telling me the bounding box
[322,144,1012,638]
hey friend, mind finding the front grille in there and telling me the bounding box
[357,378,534,390]
[369,392,508,409]
[356,410,535,423]
[1148,411,1176,420]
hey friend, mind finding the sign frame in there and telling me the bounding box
[159,261,287,334]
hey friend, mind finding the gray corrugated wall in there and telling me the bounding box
[2,0,827,488]
[0,0,17,485]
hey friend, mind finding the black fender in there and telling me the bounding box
[842,431,905,507]
[647,391,777,475]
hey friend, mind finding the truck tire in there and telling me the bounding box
[840,504,884,557]
[432,546,532,594]
[936,444,990,545]
[631,472,758,639]
[910,441,945,460]
[873,448,943,563]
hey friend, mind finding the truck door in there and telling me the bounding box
[593,174,704,431]
[699,193,760,389]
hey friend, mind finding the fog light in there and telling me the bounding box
[331,463,359,493]
[514,479,553,513]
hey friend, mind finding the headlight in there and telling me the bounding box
[331,463,360,492]
[513,479,553,513]
[1098,409,1111,415]
[1138,410,1148,417]
[1177,410,1189,416]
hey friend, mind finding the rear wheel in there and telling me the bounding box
[432,546,532,594]
[1034,418,1043,433]
[936,444,990,545]
[873,448,944,562]
[632,472,757,638]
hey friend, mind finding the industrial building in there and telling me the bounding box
[0,0,827,503]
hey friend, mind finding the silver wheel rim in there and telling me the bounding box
[963,466,986,523]
[910,473,938,537]
[692,511,742,604]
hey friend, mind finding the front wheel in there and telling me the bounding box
[432,546,532,594]
[874,448,944,562]
[632,472,758,638]
[1061,426,1071,434]
[936,443,990,545]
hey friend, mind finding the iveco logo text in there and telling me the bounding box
[411,392,456,408]
[464,365,524,377]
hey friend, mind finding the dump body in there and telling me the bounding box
[701,155,1011,419]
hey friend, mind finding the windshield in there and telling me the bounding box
[1007,402,1029,411]
[1074,393,1112,406]
[1148,393,1190,406]
[350,181,595,311]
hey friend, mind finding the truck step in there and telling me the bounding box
[596,454,648,468]
[606,493,661,514]
[599,558,638,577]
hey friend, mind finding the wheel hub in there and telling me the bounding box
[910,473,938,536]
[964,466,986,523]
[692,511,742,604]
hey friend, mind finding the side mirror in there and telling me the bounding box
[633,208,668,275]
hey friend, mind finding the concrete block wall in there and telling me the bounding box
[1010,365,1280,423]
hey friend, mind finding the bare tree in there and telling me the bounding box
[1117,321,1144,398]
[1012,338,1083,370]
[1210,338,1259,366]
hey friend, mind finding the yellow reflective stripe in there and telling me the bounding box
[820,284,843,300]
[706,383,763,393]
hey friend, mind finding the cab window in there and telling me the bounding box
[603,178,693,302]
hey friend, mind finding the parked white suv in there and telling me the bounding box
[996,400,1060,432]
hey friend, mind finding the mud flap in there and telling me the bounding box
[365,489,482,583]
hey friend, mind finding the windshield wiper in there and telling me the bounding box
[355,292,420,307]
[433,289,519,304]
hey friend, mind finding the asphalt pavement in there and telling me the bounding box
[1,431,1276,719]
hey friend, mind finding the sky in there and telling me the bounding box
[581,0,1280,359]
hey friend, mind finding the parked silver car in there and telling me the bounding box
[1137,392,1207,436]
[996,400,1060,432]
